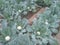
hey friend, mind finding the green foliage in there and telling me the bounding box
[0,0,60,45]
[0,0,37,18]
[36,0,53,7]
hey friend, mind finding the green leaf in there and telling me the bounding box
[48,38,58,45]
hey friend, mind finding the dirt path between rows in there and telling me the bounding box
[28,8,45,25]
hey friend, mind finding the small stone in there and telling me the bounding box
[17,26,22,30]
[37,31,41,35]
[45,21,48,25]
[5,36,10,41]
[27,7,30,9]
[45,20,48,25]
[18,10,22,13]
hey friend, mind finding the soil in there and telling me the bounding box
[56,31,60,45]
[28,7,45,25]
